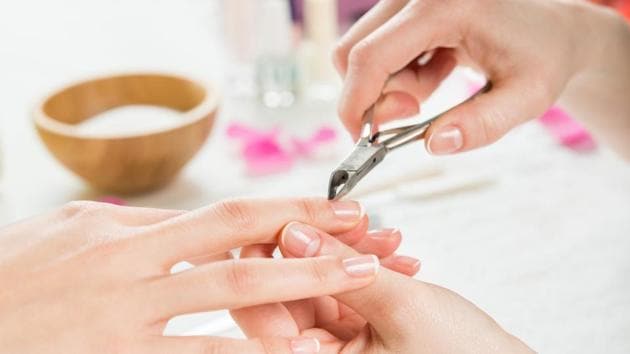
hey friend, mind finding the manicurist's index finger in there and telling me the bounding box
[333,0,409,75]
[338,2,451,137]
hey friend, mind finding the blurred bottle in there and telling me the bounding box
[223,0,258,97]
[300,0,340,101]
[255,0,299,108]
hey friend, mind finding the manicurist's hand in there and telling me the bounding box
[0,198,386,354]
[335,0,630,158]
[234,222,534,353]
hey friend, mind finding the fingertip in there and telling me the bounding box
[335,216,370,246]
[347,228,402,258]
[369,227,402,247]
[368,227,402,240]
[280,222,323,258]
[342,254,380,278]
[426,124,464,155]
[393,255,422,275]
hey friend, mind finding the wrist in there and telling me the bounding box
[564,0,630,80]
[556,0,630,158]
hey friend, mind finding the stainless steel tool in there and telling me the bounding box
[328,83,492,200]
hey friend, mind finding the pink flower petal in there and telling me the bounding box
[291,126,337,157]
[539,107,596,152]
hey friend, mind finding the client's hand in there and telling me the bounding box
[234,222,535,354]
[0,198,378,354]
[232,218,421,352]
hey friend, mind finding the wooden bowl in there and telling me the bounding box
[34,73,219,194]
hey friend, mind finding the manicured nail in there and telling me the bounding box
[343,254,380,277]
[394,255,422,271]
[427,125,463,155]
[283,222,321,257]
[291,337,320,354]
[367,228,401,239]
[330,200,364,223]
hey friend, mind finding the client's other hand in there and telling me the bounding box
[233,222,534,354]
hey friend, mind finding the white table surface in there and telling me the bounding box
[1,1,629,353]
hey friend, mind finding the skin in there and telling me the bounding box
[334,0,630,159]
[234,0,630,352]
[0,198,417,354]
[234,222,534,353]
[3,1,629,353]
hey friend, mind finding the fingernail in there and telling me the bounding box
[394,255,422,271]
[291,337,320,354]
[330,200,364,223]
[367,228,401,239]
[343,254,380,277]
[283,222,321,257]
[427,125,463,155]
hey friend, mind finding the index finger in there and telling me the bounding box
[137,198,364,267]
[338,2,456,137]
[333,0,409,75]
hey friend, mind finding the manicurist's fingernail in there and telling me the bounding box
[343,254,380,277]
[330,200,364,223]
[367,228,401,239]
[283,222,321,257]
[427,125,463,155]
[291,337,320,354]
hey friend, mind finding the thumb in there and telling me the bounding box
[425,79,553,155]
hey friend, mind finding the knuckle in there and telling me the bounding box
[58,200,105,220]
[476,106,510,145]
[347,40,374,69]
[201,341,227,354]
[294,198,324,224]
[88,234,133,258]
[225,260,260,296]
[252,338,275,354]
[332,41,350,72]
[306,257,332,284]
[211,199,258,231]
[527,76,556,110]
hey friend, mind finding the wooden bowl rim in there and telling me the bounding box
[33,72,220,140]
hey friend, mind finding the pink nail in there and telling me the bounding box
[427,125,463,155]
[330,200,363,223]
[290,337,320,354]
[343,255,379,277]
[367,228,401,239]
[394,255,421,271]
[282,222,321,257]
